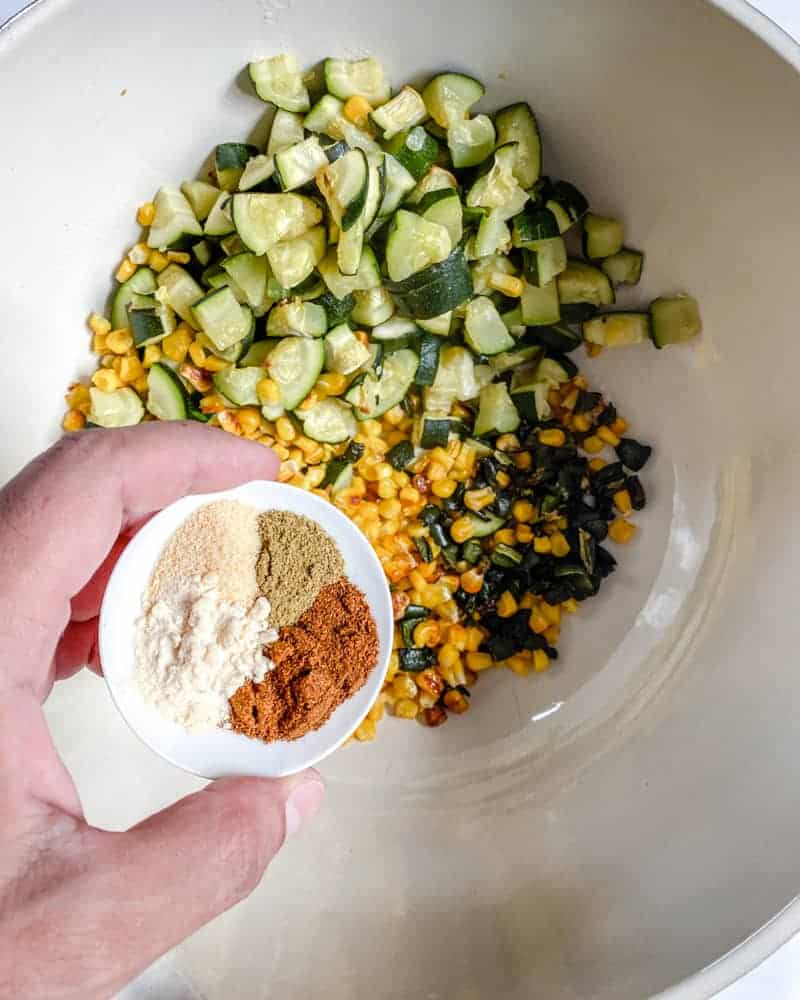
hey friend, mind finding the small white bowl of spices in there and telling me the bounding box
[99,480,393,778]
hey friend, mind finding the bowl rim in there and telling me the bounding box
[4,0,799,993]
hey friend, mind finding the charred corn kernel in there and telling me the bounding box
[572,413,593,433]
[129,241,150,266]
[548,389,561,409]
[88,313,111,337]
[188,340,207,367]
[161,326,193,363]
[515,524,534,544]
[115,257,136,282]
[489,272,524,297]
[91,368,122,392]
[443,689,469,714]
[459,567,483,594]
[550,532,570,557]
[62,409,86,432]
[275,416,296,442]
[354,718,377,741]
[148,250,169,272]
[588,458,606,473]
[533,649,550,672]
[377,478,398,499]
[92,333,108,354]
[395,698,419,720]
[166,250,191,264]
[450,516,475,544]
[378,498,402,521]
[354,329,369,346]
[496,433,520,452]
[611,417,628,435]
[65,383,91,412]
[539,428,566,447]
[544,625,560,644]
[506,654,530,677]
[431,478,458,499]
[586,342,603,357]
[237,407,262,436]
[202,354,228,373]
[417,668,445,698]
[256,377,280,405]
[609,518,637,544]
[528,609,549,634]
[119,355,145,384]
[464,487,495,512]
[199,393,226,414]
[385,651,400,683]
[316,372,348,396]
[106,329,134,355]
[512,499,536,523]
[437,643,461,671]
[218,410,243,436]
[465,627,484,652]
[137,201,156,226]
[533,535,552,554]
[494,528,516,546]
[562,597,579,614]
[614,489,633,515]
[597,425,621,446]
[582,435,605,454]
[497,591,518,618]
[466,651,492,671]
[413,620,441,647]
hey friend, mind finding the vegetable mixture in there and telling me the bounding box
[62,54,702,739]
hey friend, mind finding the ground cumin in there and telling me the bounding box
[229,579,378,742]
[256,510,344,628]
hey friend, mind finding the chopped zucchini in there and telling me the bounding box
[473,382,520,436]
[414,333,441,386]
[384,127,440,181]
[111,267,157,330]
[213,366,262,406]
[417,312,452,337]
[386,440,415,470]
[466,143,522,212]
[317,149,369,231]
[583,312,650,348]
[521,279,560,326]
[521,238,567,287]
[147,187,203,250]
[494,102,541,188]
[385,245,473,320]
[601,248,644,286]
[422,72,484,128]
[304,95,345,137]
[371,86,428,139]
[266,225,327,289]
[345,348,419,419]
[447,115,496,169]
[423,345,478,412]
[267,299,327,338]
[324,324,371,374]
[214,143,259,192]
[220,253,270,314]
[204,192,235,238]
[156,265,204,326]
[192,286,254,351]
[386,210,452,282]
[464,297,515,356]
[238,154,276,192]
[407,165,458,205]
[557,260,615,308]
[324,57,391,106]
[377,154,417,219]
[583,213,624,260]
[418,188,463,245]
[351,287,395,327]
[649,295,702,348]
[89,386,145,428]
[249,54,310,112]
[267,336,325,409]
[274,137,329,191]
[318,246,382,298]
[268,109,306,154]
[146,363,189,421]
[300,398,357,443]
[460,511,506,539]
[180,180,221,222]
[232,193,322,254]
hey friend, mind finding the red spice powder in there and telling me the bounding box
[229,578,378,742]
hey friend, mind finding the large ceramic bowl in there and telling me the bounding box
[2,1,799,997]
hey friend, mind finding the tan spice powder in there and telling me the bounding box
[256,510,344,628]
[229,579,378,742]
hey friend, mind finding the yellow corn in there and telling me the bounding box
[354,718,377,741]
[166,250,191,264]
[611,417,628,436]
[377,478,398,499]
[541,602,561,626]
[506,654,530,677]
[512,499,535,523]
[488,272,524,297]
[513,451,533,470]
[115,257,136,282]
[582,435,605,454]
[137,202,156,226]
[544,624,560,645]
[254,377,279,405]
[437,643,461,671]
[519,593,536,610]
[588,458,606,473]
[133,374,150,395]
[497,591,518,618]
[275,416,296,442]
[199,393,227,414]
[496,433,520,452]
[128,241,150,265]
[561,388,579,411]
[161,326,193,364]
[528,608,549,634]
[431,478,458,499]
[458,567,483,593]
[609,518,637,544]
[464,487,495,512]
[550,532,570,557]
[450,516,475,544]
[91,369,122,392]
[395,698,419,720]
[515,524,534,544]
[367,696,385,723]
[65,383,91,413]
[533,535,552,554]
[493,528,515,546]
[202,355,229,372]
[443,689,469,714]
[562,598,579,614]
[316,372,348,396]
[425,460,448,483]
[218,410,243,436]
[88,313,111,337]
[586,343,603,358]
[597,425,621,446]
[119,355,145,384]
[533,649,550,672]
[614,489,633,515]
[92,333,108,354]
[411,620,440,648]
[237,407,262,436]
[106,329,134,354]
[572,413,593,433]
[385,651,400,683]
[188,340,207,367]
[141,344,162,368]
[343,94,373,128]
[148,250,169,273]
[466,651,492,672]
[496,470,511,488]
[538,428,566,447]
[62,409,86,432]
[465,627,484,652]
[378,498,402,520]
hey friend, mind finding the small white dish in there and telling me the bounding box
[99,480,393,779]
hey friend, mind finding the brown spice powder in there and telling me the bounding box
[256,510,344,628]
[229,579,378,742]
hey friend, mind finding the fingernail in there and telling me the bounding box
[285,777,325,838]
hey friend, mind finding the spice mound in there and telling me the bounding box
[229,578,378,742]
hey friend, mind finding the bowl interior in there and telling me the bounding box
[100,481,393,778]
[3,0,800,997]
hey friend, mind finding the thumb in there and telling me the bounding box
[80,772,324,997]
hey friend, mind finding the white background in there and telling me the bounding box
[0,1,799,997]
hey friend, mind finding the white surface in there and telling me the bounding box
[101,481,392,779]
[1,1,800,998]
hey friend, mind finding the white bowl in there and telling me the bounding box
[3,1,800,997]
[99,481,393,779]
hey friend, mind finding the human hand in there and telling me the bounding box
[0,423,325,999]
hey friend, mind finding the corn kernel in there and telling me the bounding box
[238,407,262,436]
[65,383,91,412]
[437,643,461,671]
[133,374,150,395]
[431,478,458,499]
[496,470,511,488]
[413,620,441,647]
[316,371,348,396]
[199,393,226,414]
[148,250,169,273]
[512,499,535,523]
[533,535,552,554]
[515,524,534,544]
[586,343,603,358]
[538,428,566,447]
[395,698,420,720]
[544,624,560,644]
[161,326,193,364]
[443,689,469,714]
[105,330,134,356]
[464,487,495,512]
[609,518,637,544]
[91,369,122,392]
[572,413,593,433]
[342,94,373,128]
[367,697,385,723]
[465,627,484,652]
[385,651,400,683]
[513,451,533,470]
[614,489,633,515]
[378,498,402,521]
[119,355,145,384]
[417,668,445,698]
[218,410,242,436]
[597,425,621,446]
[528,609,549,634]
[115,257,136,282]
[137,201,156,226]
[488,272,524,297]
[92,333,108,354]
[588,458,606,473]
[383,405,405,426]
[450,516,475,544]
[540,602,561,626]
[533,649,550,672]
[497,591,518,618]
[611,417,629,436]
[88,313,111,337]
[62,409,86,432]
[466,651,492,672]
[187,340,206,367]
[128,241,150,266]
[166,250,191,264]
[354,718,377,741]
[496,433,520,452]
[275,416,296,442]
[550,532,571,557]
[137,344,159,370]
[582,435,605,454]
[506,654,530,677]
[562,598,579,614]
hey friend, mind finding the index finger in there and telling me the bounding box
[0,422,278,692]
